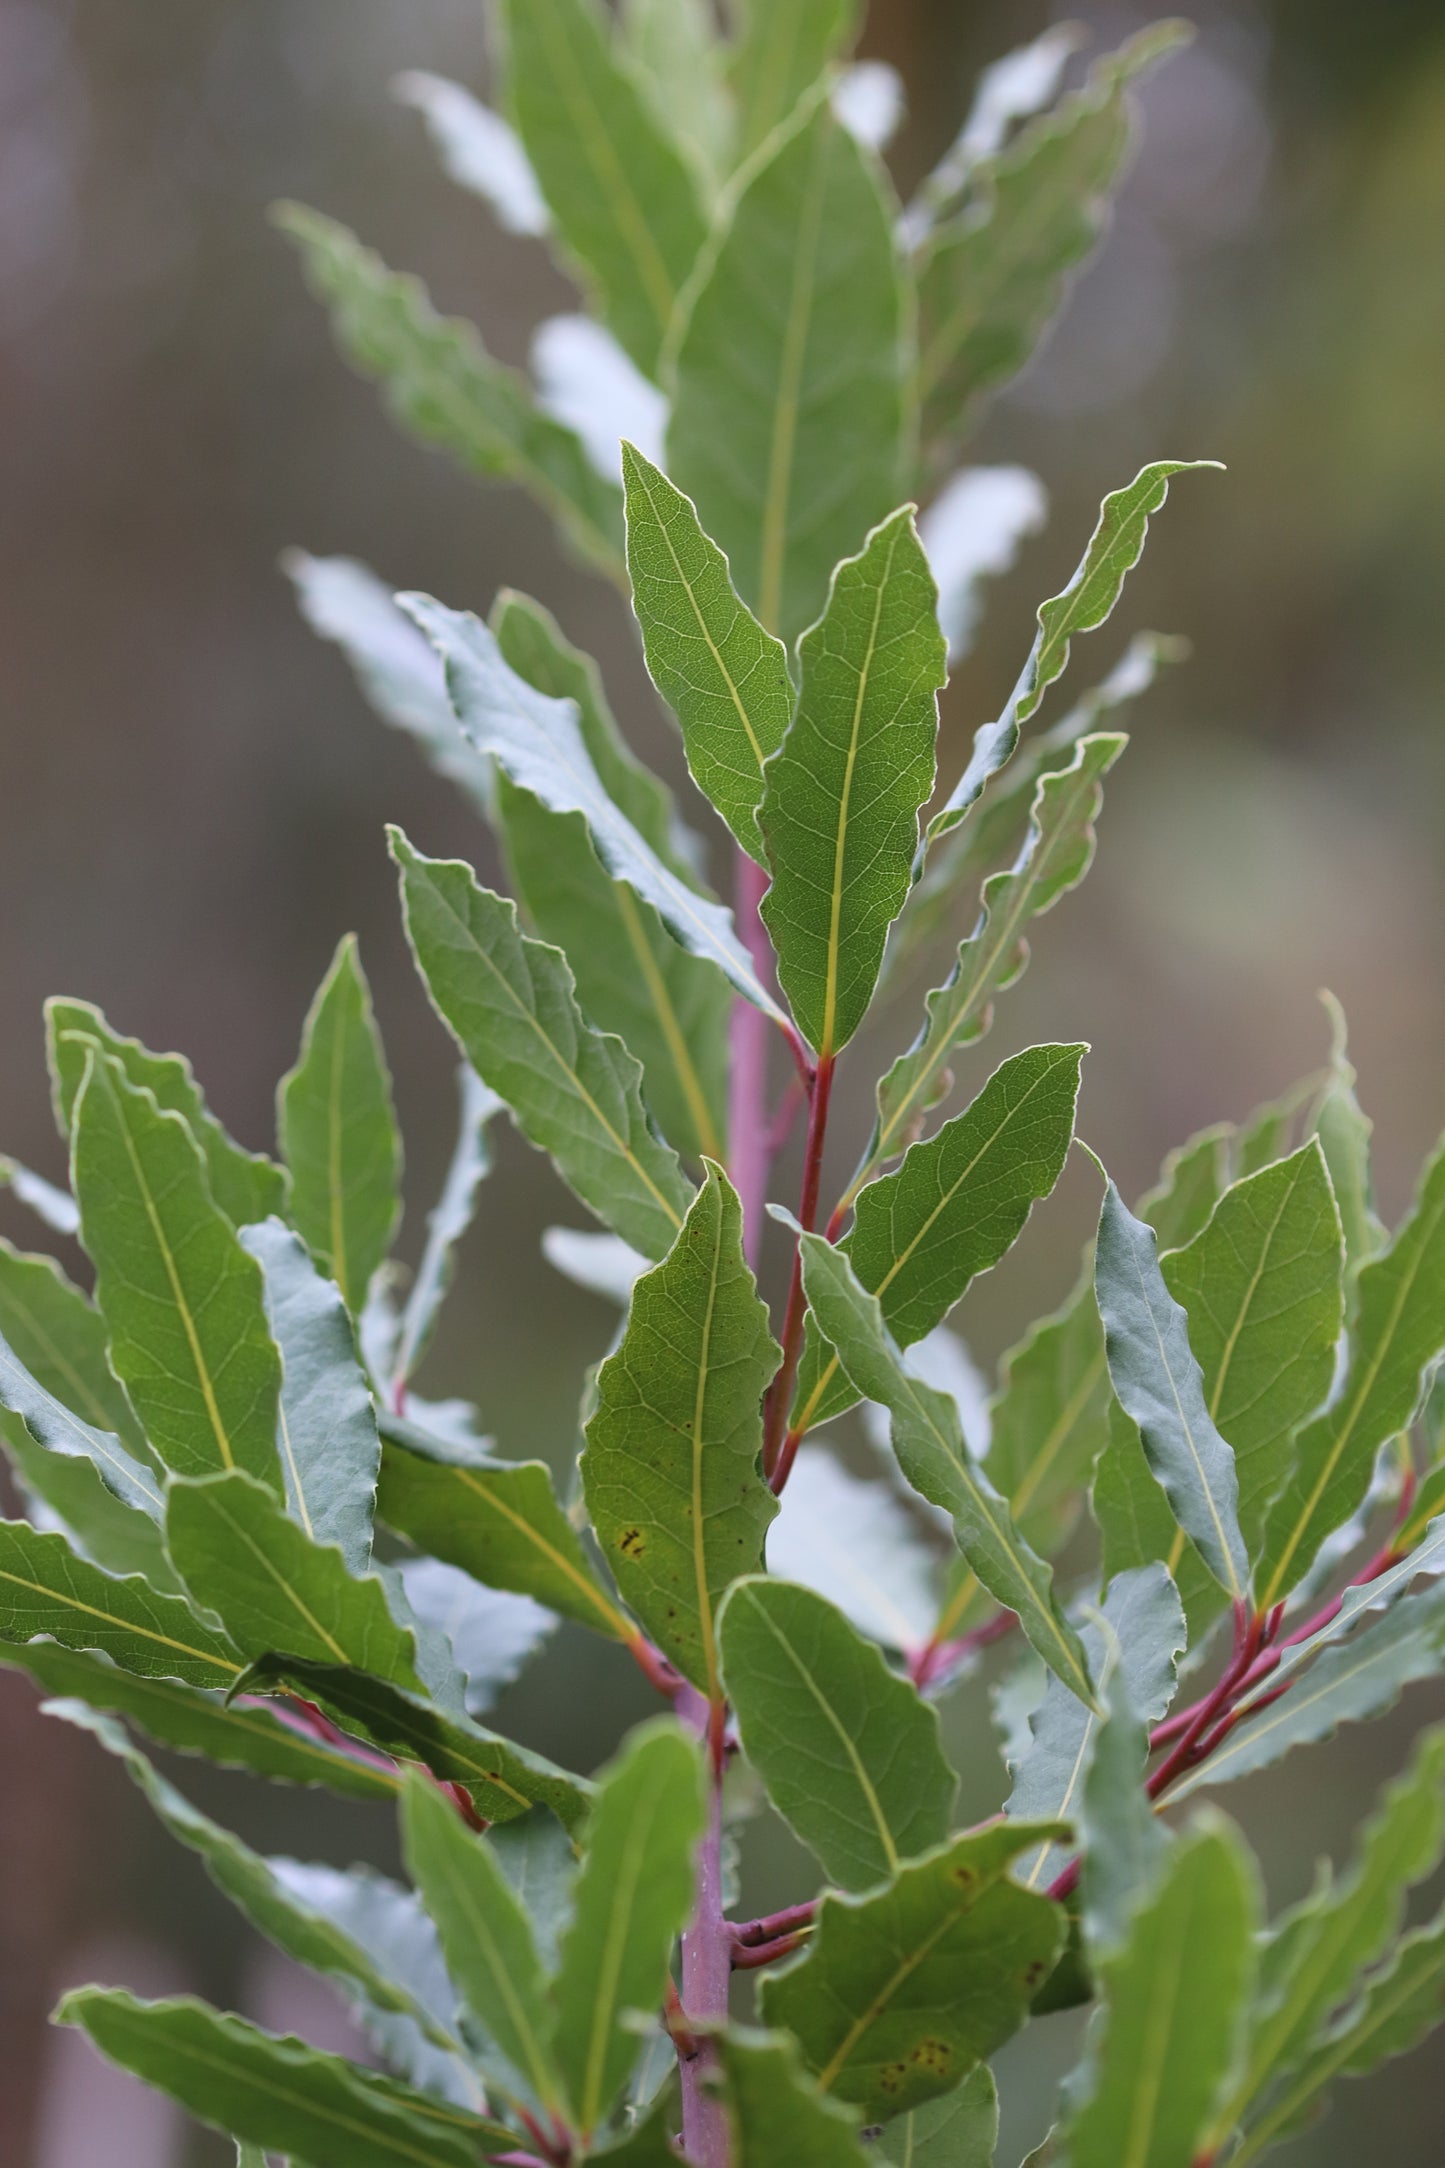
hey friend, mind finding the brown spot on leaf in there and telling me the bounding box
[618,1528,646,1558]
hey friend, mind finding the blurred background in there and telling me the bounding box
[2,0,1443,2160]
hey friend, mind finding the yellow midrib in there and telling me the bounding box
[579,1792,659,2132]
[0,1561,239,1680]
[641,466,771,775]
[815,1883,980,2094]
[613,883,723,1161]
[452,1464,628,1641]
[818,529,897,1059]
[690,1202,726,1704]
[437,1846,558,2113]
[215,1500,351,1667]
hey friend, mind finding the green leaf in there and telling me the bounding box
[1060,1819,1257,2168]
[984,1258,1108,1562]
[668,94,907,645]
[496,0,707,375]
[275,207,623,578]
[763,1823,1065,2118]
[1093,1176,1250,1601]
[1077,1637,1167,1959]
[398,600,782,1022]
[5,1639,398,1798]
[870,735,1124,1179]
[58,1703,457,2052]
[0,1235,149,1460]
[622,443,793,860]
[1135,1122,1232,1252]
[727,0,862,160]
[395,1558,554,1719]
[391,832,693,1261]
[552,1719,705,2134]
[917,26,1189,445]
[279,935,401,1314]
[1090,1398,1221,1645]
[56,1991,514,2167]
[0,1413,173,1590]
[1165,1577,1445,1804]
[802,1042,1085,1434]
[391,1067,502,1394]
[620,0,733,192]
[718,1575,956,1892]
[905,26,1082,238]
[1004,1564,1184,1895]
[166,1472,422,1688]
[400,1771,563,2116]
[877,2066,998,2166]
[239,1652,590,1830]
[716,2028,871,2168]
[581,1164,780,1696]
[1233,1912,1445,2163]
[797,1227,1096,1710]
[1260,1128,1445,1603]
[1312,992,1386,1296]
[240,1218,381,1575]
[70,1048,283,1488]
[927,462,1216,847]
[46,998,284,1229]
[0,1518,240,1686]
[378,1428,628,1643]
[759,507,946,1056]
[766,1445,940,1654]
[1161,1143,1344,1555]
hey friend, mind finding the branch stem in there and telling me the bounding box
[728,850,774,1268]
[677,1685,732,2168]
[763,1051,835,1485]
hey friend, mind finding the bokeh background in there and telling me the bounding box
[3,0,1444,2160]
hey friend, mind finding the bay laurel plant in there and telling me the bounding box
[5,5,1445,2165]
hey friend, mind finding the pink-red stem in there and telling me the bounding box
[676,1685,731,2168]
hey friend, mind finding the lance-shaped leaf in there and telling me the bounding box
[1093,1176,1250,1601]
[1004,1564,1184,1894]
[240,1219,381,1574]
[1312,994,1386,1293]
[727,0,862,158]
[620,0,733,192]
[391,1067,502,1394]
[760,508,946,1056]
[70,1050,282,1488]
[1060,1820,1257,2168]
[871,736,1123,1179]
[59,1704,457,2053]
[46,999,284,1229]
[797,1231,1095,1710]
[1090,1398,1221,1644]
[1165,1577,1445,1804]
[392,833,692,1262]
[495,0,706,375]
[718,1576,955,1892]
[240,1652,590,1830]
[400,1772,563,2117]
[984,1259,1108,1561]
[904,26,1082,240]
[279,936,401,1314]
[378,1430,628,1643]
[399,600,780,1022]
[1160,1142,1344,1554]
[166,1472,422,1689]
[552,1720,705,2134]
[717,2028,871,2168]
[766,1445,940,1655]
[395,72,549,236]
[622,444,793,860]
[55,1993,514,2168]
[7,1639,399,1799]
[1262,1517,1445,1695]
[918,26,1188,446]
[928,462,1216,848]
[1,1412,173,1590]
[0,1519,240,1687]
[878,2068,997,2167]
[1232,1913,1445,2164]
[275,207,623,578]
[1261,1128,1445,1603]
[1078,1638,1167,1958]
[668,94,907,646]
[581,1165,780,1695]
[763,1822,1065,2118]
[801,1043,1085,1434]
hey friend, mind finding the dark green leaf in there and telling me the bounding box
[984,1258,1107,1562]
[275,207,624,578]
[622,442,793,860]
[1260,1128,1445,1603]
[797,1226,1096,1710]
[496,0,707,375]
[552,1719,705,2134]
[716,2028,870,2168]
[0,1518,240,1686]
[279,936,401,1314]
[764,1822,1063,2118]
[582,1165,779,1695]
[55,1992,514,2167]
[166,1472,422,1687]
[718,1575,955,1892]
[668,94,907,645]
[727,0,862,159]
[927,462,1216,848]
[0,1411,173,1589]
[877,2066,998,2166]
[392,832,693,1261]
[1078,1639,1166,1958]
[46,998,284,1229]
[1060,1819,1257,2168]
[0,1234,146,1456]
[759,508,946,1056]
[1090,1398,1220,1644]
[1093,1177,1250,1600]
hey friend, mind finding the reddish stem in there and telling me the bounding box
[1148,1604,1269,1801]
[676,1685,731,2168]
[762,1053,836,1485]
[731,1901,817,1947]
[732,1930,809,1971]
[909,1610,1017,1689]
[626,1634,685,1699]
[728,851,774,1269]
